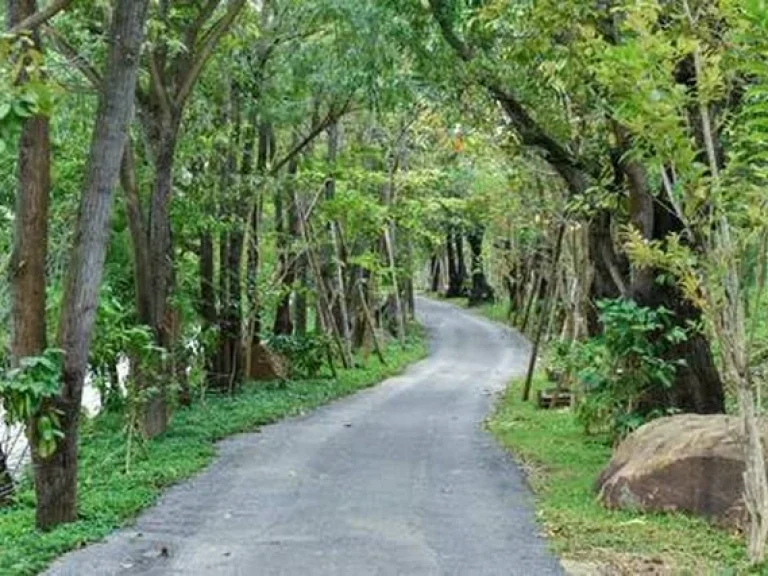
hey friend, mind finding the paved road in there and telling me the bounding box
[47,298,562,576]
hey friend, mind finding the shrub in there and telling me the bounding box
[266,333,330,379]
[567,298,687,442]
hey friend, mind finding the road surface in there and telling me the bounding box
[47,298,562,576]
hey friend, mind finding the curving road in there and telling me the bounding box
[47,298,562,576]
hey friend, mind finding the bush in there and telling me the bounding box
[265,333,330,379]
[566,298,687,442]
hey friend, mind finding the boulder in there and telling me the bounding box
[596,413,767,530]
[246,342,288,381]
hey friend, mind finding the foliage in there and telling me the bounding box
[0,37,59,155]
[568,299,687,441]
[0,335,427,576]
[0,349,65,459]
[266,332,330,379]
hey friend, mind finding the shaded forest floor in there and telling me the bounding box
[0,333,427,576]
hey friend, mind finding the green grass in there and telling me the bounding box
[431,292,512,321]
[462,297,755,573]
[0,334,427,576]
[468,300,509,323]
[435,291,765,573]
[489,376,752,575]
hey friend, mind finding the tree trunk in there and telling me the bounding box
[0,446,12,507]
[6,0,51,508]
[586,210,624,336]
[120,144,152,323]
[638,192,725,413]
[291,181,308,337]
[445,228,463,297]
[274,155,299,336]
[324,122,354,363]
[467,224,494,306]
[140,129,179,438]
[520,272,542,335]
[612,124,725,414]
[223,229,243,390]
[8,0,50,362]
[246,121,271,348]
[10,116,50,366]
[212,93,244,391]
[430,253,441,293]
[35,0,148,530]
[455,232,467,294]
[199,232,216,327]
[147,130,179,340]
[198,230,216,391]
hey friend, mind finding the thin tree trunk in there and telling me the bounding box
[291,185,308,336]
[0,444,12,507]
[299,215,350,368]
[214,92,243,391]
[8,0,50,362]
[325,122,353,363]
[35,0,148,530]
[245,121,270,375]
[445,228,462,297]
[357,283,386,365]
[455,231,467,293]
[120,144,152,323]
[384,227,406,346]
[467,224,494,306]
[200,233,216,327]
[523,222,565,402]
[225,229,243,391]
[430,253,441,293]
[6,0,51,507]
[519,272,541,335]
[274,153,299,336]
[141,129,179,438]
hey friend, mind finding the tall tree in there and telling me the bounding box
[32,0,150,530]
[127,0,246,434]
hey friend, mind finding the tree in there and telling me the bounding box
[127,0,246,434]
[6,0,150,531]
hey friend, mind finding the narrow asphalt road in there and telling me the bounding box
[47,298,562,576]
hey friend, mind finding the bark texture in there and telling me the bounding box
[7,0,51,515]
[35,0,149,530]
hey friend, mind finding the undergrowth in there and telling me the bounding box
[0,332,427,575]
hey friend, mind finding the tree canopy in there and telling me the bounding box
[2,0,768,568]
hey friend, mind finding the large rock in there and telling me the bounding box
[597,414,766,529]
[246,342,288,381]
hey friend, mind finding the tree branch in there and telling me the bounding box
[427,1,595,194]
[174,0,247,109]
[7,0,75,36]
[185,0,221,50]
[43,24,102,89]
[269,97,354,177]
[149,51,173,122]
[428,0,474,61]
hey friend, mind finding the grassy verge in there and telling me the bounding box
[488,375,749,574]
[432,297,751,572]
[429,292,509,320]
[0,333,427,576]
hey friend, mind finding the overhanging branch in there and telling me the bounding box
[7,0,75,36]
[174,0,247,109]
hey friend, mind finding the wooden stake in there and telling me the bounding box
[523,220,566,402]
[358,282,387,365]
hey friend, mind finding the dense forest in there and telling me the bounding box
[2,0,768,573]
